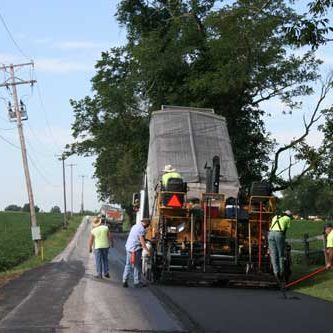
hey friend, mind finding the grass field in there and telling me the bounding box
[287,220,333,302]
[288,219,325,238]
[0,212,82,272]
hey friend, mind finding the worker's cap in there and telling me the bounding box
[163,164,176,172]
[284,210,292,217]
[141,217,151,225]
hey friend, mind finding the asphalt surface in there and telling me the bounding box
[0,219,332,333]
[0,219,181,333]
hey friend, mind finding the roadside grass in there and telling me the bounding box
[287,219,332,302]
[0,214,83,287]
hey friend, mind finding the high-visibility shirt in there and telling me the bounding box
[162,171,182,187]
[327,230,333,248]
[270,215,291,232]
[91,225,109,249]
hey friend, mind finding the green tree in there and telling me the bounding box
[284,0,333,49]
[4,204,21,212]
[279,176,333,218]
[22,203,40,213]
[70,0,322,208]
[50,206,61,213]
[318,100,333,181]
[69,48,149,208]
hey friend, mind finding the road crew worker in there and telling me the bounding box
[161,164,182,189]
[88,217,113,279]
[268,210,292,281]
[122,218,151,288]
[161,165,184,206]
[324,223,333,269]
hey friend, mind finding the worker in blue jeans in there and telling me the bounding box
[268,210,292,282]
[88,217,113,279]
[123,218,151,288]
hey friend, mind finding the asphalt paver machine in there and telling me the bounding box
[138,106,290,286]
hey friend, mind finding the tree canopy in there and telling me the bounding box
[69,0,330,208]
[284,0,333,48]
[4,204,21,212]
[22,203,40,213]
[50,206,61,214]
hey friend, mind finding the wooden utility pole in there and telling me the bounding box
[79,175,87,214]
[57,154,68,228]
[0,62,40,255]
[67,163,76,217]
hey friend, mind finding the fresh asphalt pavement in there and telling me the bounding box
[0,219,332,332]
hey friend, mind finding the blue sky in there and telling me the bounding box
[0,1,126,212]
[0,1,332,212]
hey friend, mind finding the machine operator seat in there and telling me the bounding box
[162,177,187,206]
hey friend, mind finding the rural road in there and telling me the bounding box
[0,218,332,332]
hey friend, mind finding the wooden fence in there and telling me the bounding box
[287,234,326,263]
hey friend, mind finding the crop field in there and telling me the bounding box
[0,212,64,271]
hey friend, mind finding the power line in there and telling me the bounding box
[33,72,62,151]
[0,133,21,149]
[27,151,60,188]
[0,12,31,61]
[26,122,57,158]
[25,136,59,182]
[0,127,15,130]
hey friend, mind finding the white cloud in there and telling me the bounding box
[0,53,92,74]
[53,40,109,50]
[32,38,109,50]
[34,57,93,73]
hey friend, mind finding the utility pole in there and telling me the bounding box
[57,154,68,228]
[67,163,76,217]
[79,175,87,214]
[0,63,40,255]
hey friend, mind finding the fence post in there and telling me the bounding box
[304,233,309,263]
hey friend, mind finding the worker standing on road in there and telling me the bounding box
[268,210,292,281]
[161,164,182,189]
[88,217,113,279]
[324,223,333,269]
[122,218,151,288]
